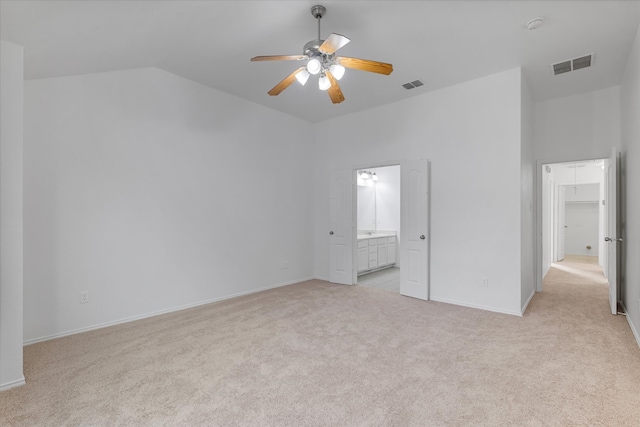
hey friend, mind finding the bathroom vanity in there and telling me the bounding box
[357,231,397,275]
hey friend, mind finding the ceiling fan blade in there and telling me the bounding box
[251,55,307,62]
[337,56,393,75]
[268,67,306,96]
[319,33,350,54]
[326,71,345,104]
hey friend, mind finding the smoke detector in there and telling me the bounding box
[526,18,544,30]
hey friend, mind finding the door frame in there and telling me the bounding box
[351,159,403,285]
[535,154,609,292]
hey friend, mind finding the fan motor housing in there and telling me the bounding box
[303,40,324,56]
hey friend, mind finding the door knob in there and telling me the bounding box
[329,231,334,235]
[420,235,425,240]
[604,237,622,242]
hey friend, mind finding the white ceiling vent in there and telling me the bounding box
[552,54,595,76]
[402,80,424,90]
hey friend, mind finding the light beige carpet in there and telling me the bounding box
[2,261,640,426]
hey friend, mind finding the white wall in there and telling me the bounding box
[620,21,640,345]
[0,40,25,391]
[534,87,621,162]
[521,73,535,311]
[314,68,524,315]
[23,68,314,343]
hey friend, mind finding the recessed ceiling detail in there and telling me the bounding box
[552,54,595,76]
[402,80,424,90]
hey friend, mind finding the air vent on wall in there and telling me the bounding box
[402,80,424,90]
[552,54,594,76]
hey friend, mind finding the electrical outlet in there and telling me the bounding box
[280,260,289,269]
[481,277,489,288]
[80,291,89,304]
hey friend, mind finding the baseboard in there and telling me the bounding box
[0,376,25,392]
[521,289,536,315]
[430,296,522,317]
[314,275,329,282]
[621,302,640,349]
[24,276,314,346]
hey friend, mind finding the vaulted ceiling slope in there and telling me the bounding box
[2,1,639,123]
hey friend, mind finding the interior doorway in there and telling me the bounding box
[355,165,401,292]
[540,159,608,286]
[329,159,429,300]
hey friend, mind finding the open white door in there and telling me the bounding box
[605,148,620,315]
[329,169,353,285]
[400,159,429,300]
[556,185,566,262]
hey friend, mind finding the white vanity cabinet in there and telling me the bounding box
[357,234,397,274]
[357,240,369,273]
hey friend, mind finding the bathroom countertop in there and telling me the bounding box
[357,231,396,240]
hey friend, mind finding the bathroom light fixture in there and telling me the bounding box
[360,171,370,179]
[372,173,378,181]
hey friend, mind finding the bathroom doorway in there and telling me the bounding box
[355,165,401,292]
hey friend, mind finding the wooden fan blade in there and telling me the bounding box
[251,55,307,62]
[268,67,306,96]
[326,71,345,104]
[319,33,350,54]
[337,56,393,75]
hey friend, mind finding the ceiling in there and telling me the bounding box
[2,1,639,123]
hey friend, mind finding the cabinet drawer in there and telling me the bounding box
[377,237,387,245]
[369,252,377,261]
[368,245,377,253]
[369,239,377,246]
[387,236,396,244]
[369,260,378,269]
[357,240,369,249]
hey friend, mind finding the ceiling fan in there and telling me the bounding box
[250,4,393,104]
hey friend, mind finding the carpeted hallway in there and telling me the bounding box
[1,260,639,426]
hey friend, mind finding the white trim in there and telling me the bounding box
[314,275,329,282]
[521,289,536,315]
[430,296,522,317]
[621,303,640,349]
[23,277,314,346]
[0,376,25,392]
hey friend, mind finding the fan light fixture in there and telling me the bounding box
[307,58,322,75]
[295,69,310,85]
[330,63,345,80]
[250,4,393,104]
[319,74,331,90]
